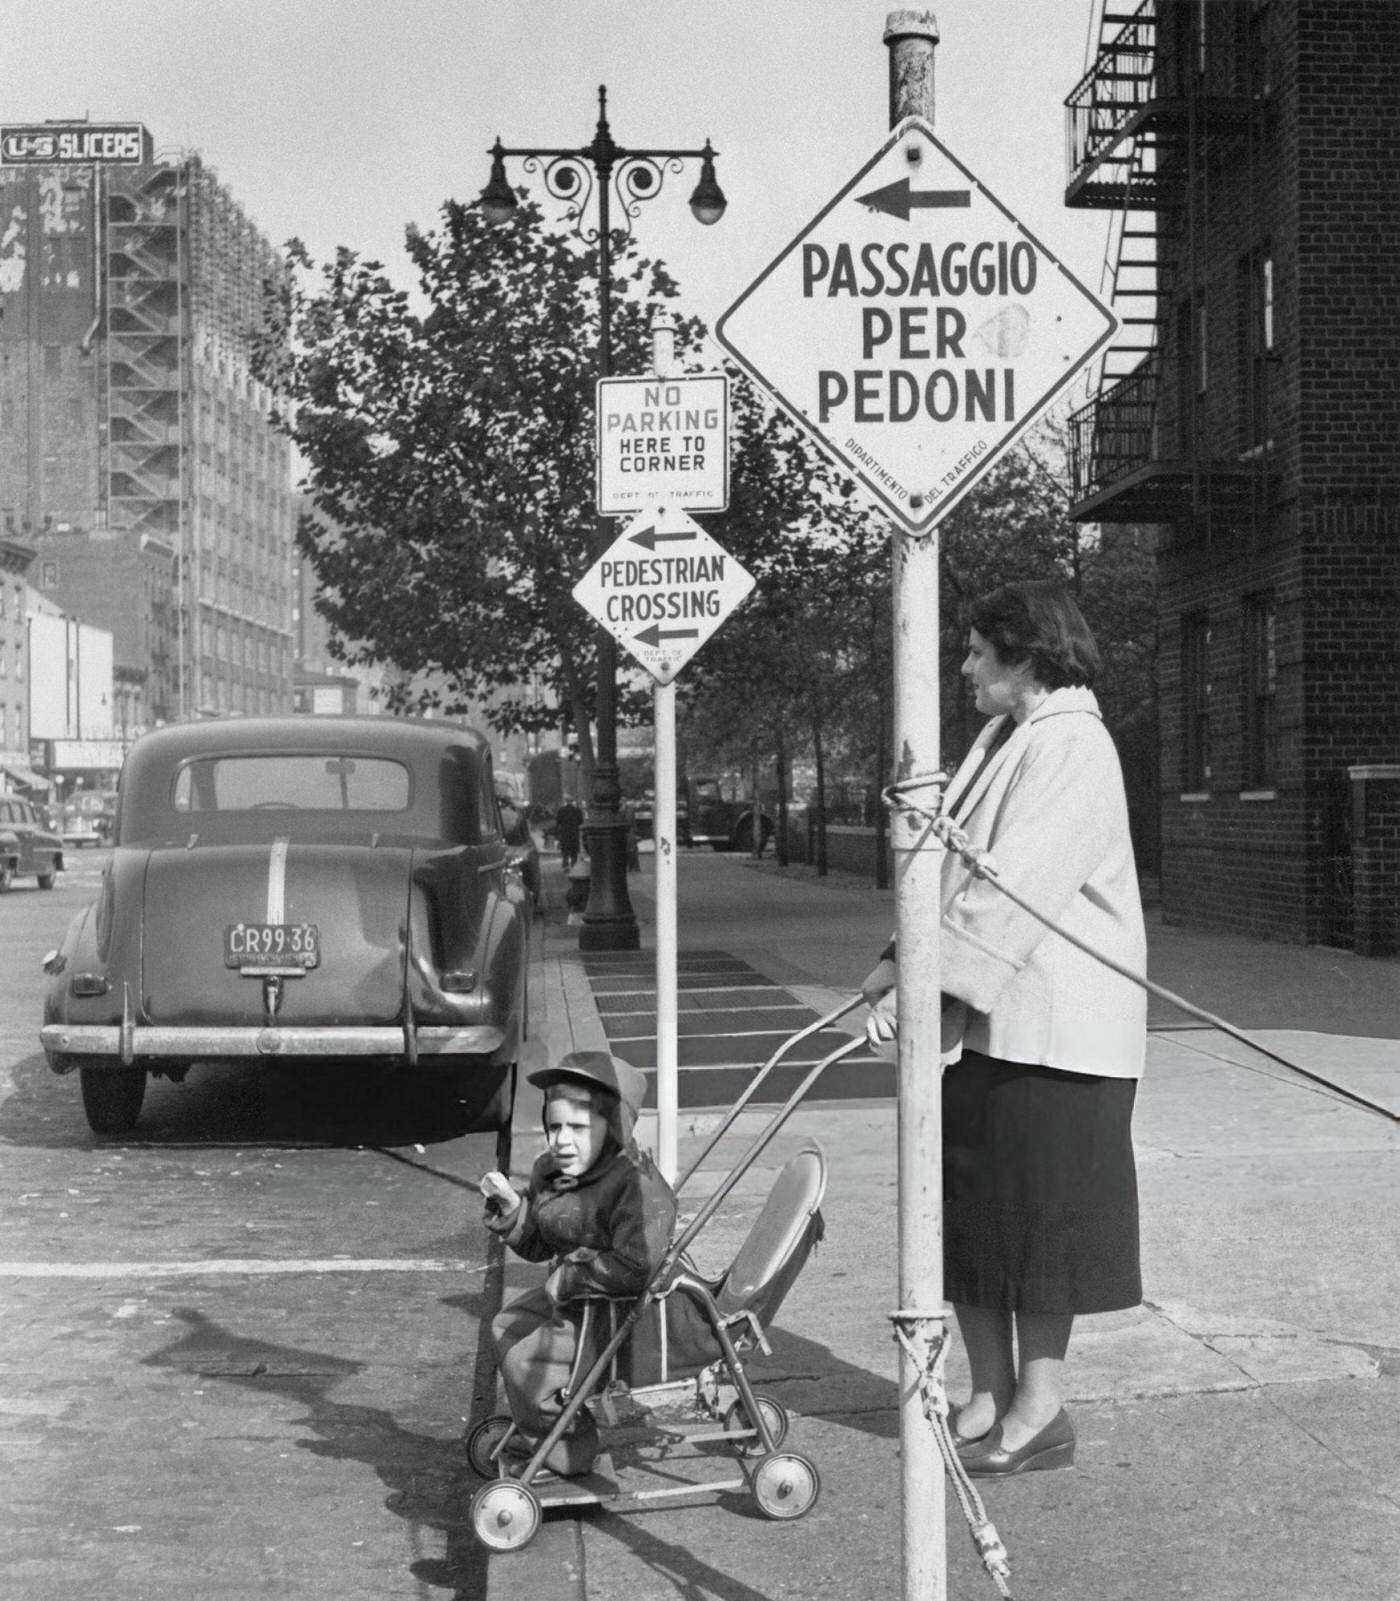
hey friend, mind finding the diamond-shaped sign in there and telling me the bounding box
[572,504,755,686]
[716,116,1118,534]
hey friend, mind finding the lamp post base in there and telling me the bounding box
[579,816,640,952]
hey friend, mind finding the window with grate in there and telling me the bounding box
[1243,593,1277,788]
[1181,611,1211,790]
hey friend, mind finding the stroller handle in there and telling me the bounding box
[677,994,866,1192]
[669,1030,869,1267]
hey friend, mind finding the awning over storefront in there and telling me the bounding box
[0,761,51,793]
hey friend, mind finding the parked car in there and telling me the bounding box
[0,794,64,890]
[40,716,534,1149]
[0,826,20,892]
[685,777,772,853]
[58,788,120,847]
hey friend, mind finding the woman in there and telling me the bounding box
[863,579,1146,1478]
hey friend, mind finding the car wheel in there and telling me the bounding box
[0,861,12,893]
[37,867,57,890]
[79,1067,146,1135]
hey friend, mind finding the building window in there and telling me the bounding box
[1182,611,1212,791]
[41,561,59,589]
[1195,292,1208,396]
[1238,245,1274,454]
[1243,594,1278,788]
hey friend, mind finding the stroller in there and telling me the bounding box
[466,1001,868,1553]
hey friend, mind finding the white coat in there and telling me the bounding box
[936,686,1147,1079]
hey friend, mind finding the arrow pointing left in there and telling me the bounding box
[629,524,698,552]
[634,624,700,647]
[855,176,971,221]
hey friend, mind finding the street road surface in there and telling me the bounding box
[0,849,506,1599]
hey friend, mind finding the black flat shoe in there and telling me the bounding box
[962,1408,1075,1477]
[948,1411,992,1450]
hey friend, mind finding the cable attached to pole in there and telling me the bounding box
[884,773,1399,1127]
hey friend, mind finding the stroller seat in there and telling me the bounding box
[713,1138,828,1321]
[597,1139,828,1390]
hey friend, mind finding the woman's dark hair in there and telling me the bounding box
[967,580,1101,689]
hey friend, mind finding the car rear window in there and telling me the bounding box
[172,755,411,813]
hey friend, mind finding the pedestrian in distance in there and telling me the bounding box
[862,578,1147,1478]
[554,798,583,873]
[479,1050,677,1477]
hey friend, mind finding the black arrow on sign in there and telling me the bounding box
[635,623,700,646]
[629,522,697,552]
[856,177,971,221]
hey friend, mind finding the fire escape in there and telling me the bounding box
[1063,0,1271,525]
[105,167,184,541]
[104,164,185,719]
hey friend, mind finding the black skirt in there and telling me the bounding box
[942,1050,1142,1315]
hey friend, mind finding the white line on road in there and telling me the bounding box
[0,1258,485,1279]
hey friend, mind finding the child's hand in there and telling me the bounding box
[479,1171,520,1212]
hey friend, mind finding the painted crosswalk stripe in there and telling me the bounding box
[0,1258,483,1278]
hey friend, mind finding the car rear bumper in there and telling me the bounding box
[42,1022,507,1067]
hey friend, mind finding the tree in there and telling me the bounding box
[255,200,786,784]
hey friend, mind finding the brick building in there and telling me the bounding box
[0,536,36,784]
[0,123,295,738]
[1064,0,1400,950]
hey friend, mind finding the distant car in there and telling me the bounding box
[0,826,20,892]
[59,788,120,847]
[0,795,64,890]
[40,716,534,1148]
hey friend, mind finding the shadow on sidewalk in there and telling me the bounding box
[145,1250,508,1600]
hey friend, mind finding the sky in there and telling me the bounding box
[2,0,1112,388]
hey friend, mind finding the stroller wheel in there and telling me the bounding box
[750,1452,821,1521]
[466,1414,516,1478]
[470,1478,542,1552]
[723,1394,789,1456]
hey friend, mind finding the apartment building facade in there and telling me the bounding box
[1064,0,1400,950]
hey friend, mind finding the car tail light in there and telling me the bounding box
[71,971,111,997]
[440,969,478,993]
[94,867,115,960]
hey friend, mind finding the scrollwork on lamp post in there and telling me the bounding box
[479,86,725,951]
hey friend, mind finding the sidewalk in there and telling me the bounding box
[484,853,1400,1601]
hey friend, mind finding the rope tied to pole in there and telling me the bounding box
[889,1310,1014,1599]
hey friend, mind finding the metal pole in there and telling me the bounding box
[883,12,948,1601]
[580,89,641,952]
[650,309,680,1182]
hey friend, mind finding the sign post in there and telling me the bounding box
[713,13,1118,1599]
[576,369,747,1179]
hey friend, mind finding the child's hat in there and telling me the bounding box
[528,1049,647,1117]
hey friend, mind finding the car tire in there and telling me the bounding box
[80,1067,146,1135]
[0,861,12,893]
[37,867,56,890]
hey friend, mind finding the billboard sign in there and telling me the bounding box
[0,123,151,167]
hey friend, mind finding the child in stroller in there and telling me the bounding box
[479,1049,677,1477]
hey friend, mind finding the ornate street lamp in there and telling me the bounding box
[479,86,725,951]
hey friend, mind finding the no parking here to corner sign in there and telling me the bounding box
[572,503,754,686]
[715,116,1117,534]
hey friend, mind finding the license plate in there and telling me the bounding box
[224,922,320,973]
